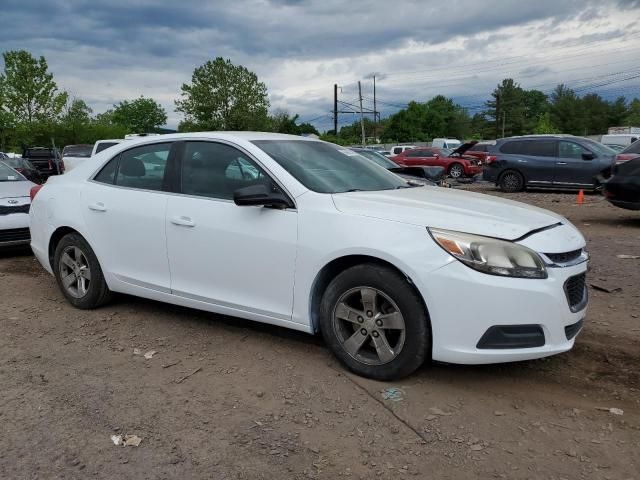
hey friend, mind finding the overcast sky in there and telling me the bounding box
[1,0,639,130]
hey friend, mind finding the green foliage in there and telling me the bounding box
[624,98,640,125]
[533,112,560,134]
[175,57,270,131]
[112,96,167,133]
[0,50,67,124]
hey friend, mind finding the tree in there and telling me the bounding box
[624,98,640,125]
[60,98,92,143]
[112,96,167,133]
[175,57,270,131]
[533,112,560,134]
[270,110,301,134]
[522,89,548,132]
[581,93,610,135]
[485,79,526,138]
[0,50,67,124]
[549,84,584,134]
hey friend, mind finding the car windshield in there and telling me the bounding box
[63,145,93,157]
[0,162,26,181]
[620,140,640,154]
[582,140,616,156]
[253,140,407,193]
[352,149,398,169]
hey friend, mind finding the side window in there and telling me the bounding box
[500,141,524,154]
[524,140,556,157]
[405,149,426,157]
[559,141,586,159]
[393,147,403,154]
[94,156,119,184]
[115,143,171,191]
[181,142,271,200]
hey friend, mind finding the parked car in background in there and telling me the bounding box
[393,143,483,178]
[601,134,639,148]
[388,145,416,157]
[484,135,616,192]
[350,148,445,185]
[22,147,63,179]
[91,139,123,156]
[0,161,34,247]
[614,139,640,164]
[603,157,640,210]
[432,138,462,150]
[62,144,93,172]
[1,157,43,184]
[465,142,497,164]
[29,132,588,380]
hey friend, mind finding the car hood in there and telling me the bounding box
[0,180,33,199]
[332,186,566,241]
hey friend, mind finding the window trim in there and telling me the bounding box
[174,139,297,209]
[90,140,178,194]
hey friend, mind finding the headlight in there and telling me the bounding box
[428,228,547,279]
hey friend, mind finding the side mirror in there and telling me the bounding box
[233,184,293,209]
[582,152,595,160]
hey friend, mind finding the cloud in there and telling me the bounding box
[1,0,639,129]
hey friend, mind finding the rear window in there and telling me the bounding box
[25,149,54,158]
[500,140,556,157]
[621,140,640,155]
[95,142,119,154]
[63,145,92,158]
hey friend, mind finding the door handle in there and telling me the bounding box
[170,216,195,227]
[556,162,568,165]
[88,202,107,212]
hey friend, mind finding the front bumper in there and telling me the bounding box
[0,213,31,247]
[464,165,483,176]
[418,258,588,364]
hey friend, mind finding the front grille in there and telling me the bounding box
[0,204,30,215]
[0,227,31,243]
[564,273,587,312]
[545,248,583,264]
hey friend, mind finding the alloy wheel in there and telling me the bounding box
[59,246,92,298]
[503,172,521,191]
[332,287,406,365]
[449,164,463,178]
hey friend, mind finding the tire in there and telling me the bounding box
[53,233,112,309]
[499,170,525,192]
[319,263,431,381]
[448,163,464,178]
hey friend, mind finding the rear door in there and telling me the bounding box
[555,141,595,187]
[398,149,437,166]
[501,140,557,185]
[82,141,176,291]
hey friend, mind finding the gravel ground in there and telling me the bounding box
[1,184,639,479]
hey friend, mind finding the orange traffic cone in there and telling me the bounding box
[576,189,584,205]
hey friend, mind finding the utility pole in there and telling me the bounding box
[373,75,377,142]
[333,83,338,135]
[358,81,366,146]
[495,92,500,139]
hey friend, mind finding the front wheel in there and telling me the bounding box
[53,233,112,309]
[319,264,431,380]
[448,163,464,178]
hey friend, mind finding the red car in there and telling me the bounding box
[465,142,497,164]
[393,143,483,178]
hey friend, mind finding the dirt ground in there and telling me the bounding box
[1,185,639,480]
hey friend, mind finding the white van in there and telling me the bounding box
[432,138,462,149]
[388,145,416,157]
[601,134,639,148]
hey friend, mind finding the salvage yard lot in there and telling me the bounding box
[1,185,639,479]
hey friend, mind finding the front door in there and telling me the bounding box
[165,140,298,322]
[554,140,594,188]
[82,142,175,291]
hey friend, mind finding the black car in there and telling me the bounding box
[483,135,616,192]
[1,157,43,184]
[604,157,640,210]
[350,148,446,185]
[22,147,63,178]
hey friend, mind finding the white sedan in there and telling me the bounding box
[0,162,34,247]
[29,132,588,380]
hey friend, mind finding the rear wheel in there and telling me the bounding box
[499,170,525,192]
[448,163,464,178]
[53,233,112,309]
[319,264,430,380]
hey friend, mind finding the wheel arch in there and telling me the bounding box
[498,167,527,184]
[447,162,464,175]
[308,254,431,338]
